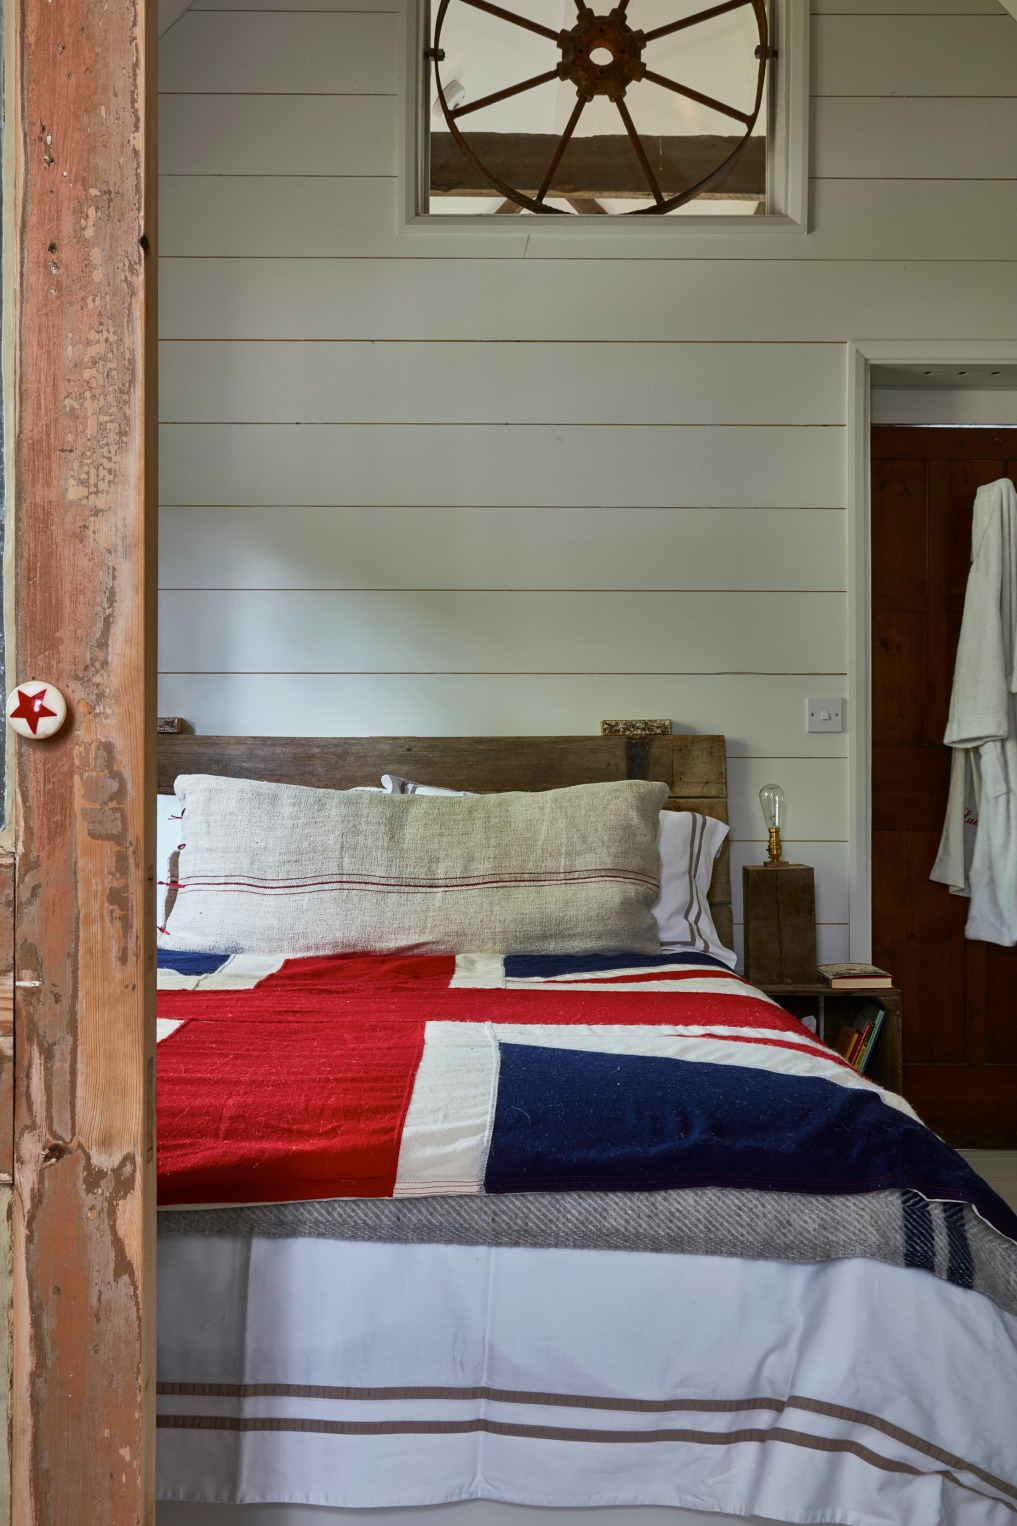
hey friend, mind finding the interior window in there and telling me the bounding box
[425,0,770,217]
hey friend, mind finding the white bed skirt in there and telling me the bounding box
[157,1236,1017,1524]
[157,1505,786,1526]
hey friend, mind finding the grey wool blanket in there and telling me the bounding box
[159,1184,1017,1318]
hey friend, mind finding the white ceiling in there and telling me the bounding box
[872,363,1017,391]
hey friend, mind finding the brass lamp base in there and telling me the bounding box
[764,826,789,865]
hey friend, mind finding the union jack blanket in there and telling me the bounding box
[156,949,1017,1263]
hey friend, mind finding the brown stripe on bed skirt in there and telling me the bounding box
[788,1394,1017,1506]
[156,1381,785,1415]
[153,1415,1013,1510]
[155,1414,928,1463]
[155,1383,1017,1506]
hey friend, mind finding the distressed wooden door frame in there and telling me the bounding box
[844,340,1017,963]
[7,0,157,1520]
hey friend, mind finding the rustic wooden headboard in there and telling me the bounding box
[156,733,732,947]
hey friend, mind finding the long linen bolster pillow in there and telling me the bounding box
[163,774,670,956]
[381,773,736,968]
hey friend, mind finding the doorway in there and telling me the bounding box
[869,404,1017,1147]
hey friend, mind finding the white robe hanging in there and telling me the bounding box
[930,476,1017,944]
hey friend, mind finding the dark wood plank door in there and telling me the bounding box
[871,427,1017,1146]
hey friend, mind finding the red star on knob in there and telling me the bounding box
[9,687,57,735]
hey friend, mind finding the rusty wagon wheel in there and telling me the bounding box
[431,0,769,216]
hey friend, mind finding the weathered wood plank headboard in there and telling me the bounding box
[156,733,732,947]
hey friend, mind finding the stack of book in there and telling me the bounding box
[832,1000,887,1074]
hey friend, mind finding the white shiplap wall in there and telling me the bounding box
[157,0,1017,966]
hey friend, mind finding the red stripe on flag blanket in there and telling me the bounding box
[528,969,752,986]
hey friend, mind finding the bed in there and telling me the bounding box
[153,732,1017,1526]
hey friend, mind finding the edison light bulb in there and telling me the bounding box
[759,783,785,865]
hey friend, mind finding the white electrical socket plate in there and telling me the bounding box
[807,697,844,733]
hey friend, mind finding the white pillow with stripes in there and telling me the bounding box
[654,808,734,966]
[381,775,735,968]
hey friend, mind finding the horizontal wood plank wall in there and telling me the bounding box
[158,0,1017,968]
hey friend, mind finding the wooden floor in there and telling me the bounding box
[960,1150,1017,1213]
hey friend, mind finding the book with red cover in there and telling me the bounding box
[855,1005,887,1074]
[849,1021,874,1070]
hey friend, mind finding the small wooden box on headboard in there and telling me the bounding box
[742,863,818,985]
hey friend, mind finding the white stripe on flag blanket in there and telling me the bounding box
[394,1020,916,1196]
[450,954,775,1000]
[450,954,508,988]
[395,1023,499,1196]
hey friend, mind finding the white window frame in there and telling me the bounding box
[399,0,809,241]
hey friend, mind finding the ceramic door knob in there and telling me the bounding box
[6,681,67,739]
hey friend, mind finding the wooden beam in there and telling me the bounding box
[0,856,14,1522]
[430,132,764,199]
[0,859,15,1192]
[11,0,156,1519]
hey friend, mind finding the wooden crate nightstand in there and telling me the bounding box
[758,984,904,1095]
